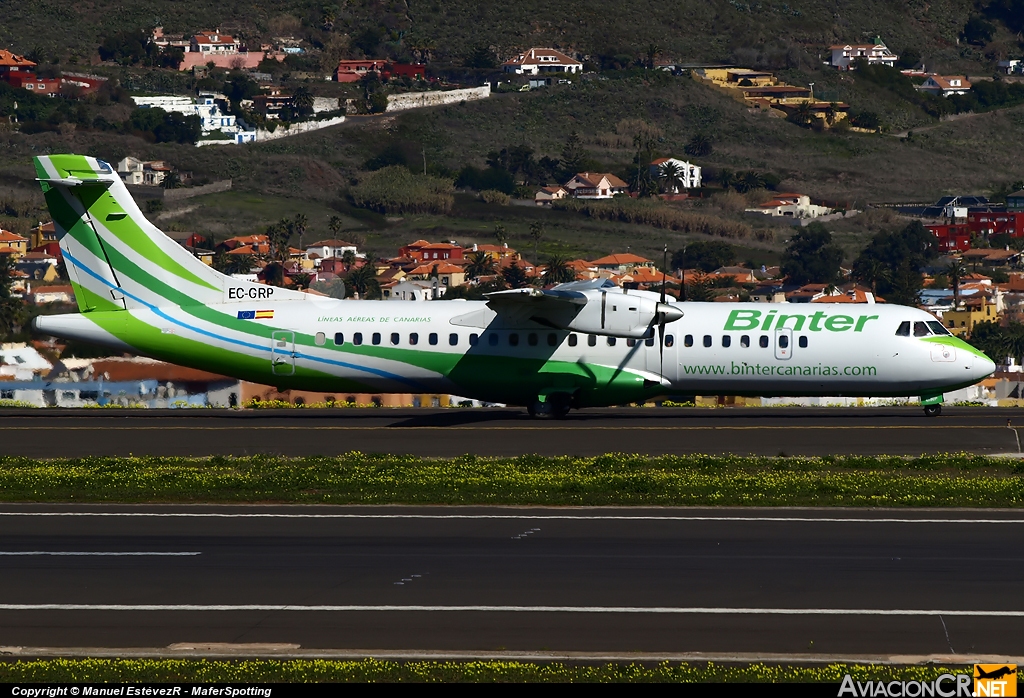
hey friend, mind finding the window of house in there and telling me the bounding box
[334,333,344,345]
[372,332,381,345]
[896,321,911,336]
[703,335,712,347]
[568,334,578,347]
[353,332,363,346]
[759,335,769,348]
[315,332,326,346]
[429,333,438,346]
[409,333,419,345]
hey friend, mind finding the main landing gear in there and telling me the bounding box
[527,393,572,419]
[923,404,942,417]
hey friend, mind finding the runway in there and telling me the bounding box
[1,407,1023,457]
[0,504,1020,656]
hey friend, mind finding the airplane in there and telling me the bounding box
[31,154,995,418]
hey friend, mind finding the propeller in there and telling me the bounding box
[655,245,683,378]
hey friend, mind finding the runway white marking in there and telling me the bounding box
[0,548,201,552]
[0,604,1019,616]
[0,512,1020,524]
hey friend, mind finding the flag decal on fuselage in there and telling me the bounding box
[237,310,274,320]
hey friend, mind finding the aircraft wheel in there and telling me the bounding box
[527,401,553,419]
[549,393,572,419]
[923,404,942,417]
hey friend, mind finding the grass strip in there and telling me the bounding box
[0,659,973,683]
[0,453,1021,506]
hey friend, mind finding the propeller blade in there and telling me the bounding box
[661,245,667,305]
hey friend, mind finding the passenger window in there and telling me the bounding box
[740,335,750,348]
[568,334,578,347]
[353,332,363,346]
[547,333,557,346]
[913,322,931,337]
[528,333,538,346]
[627,338,637,347]
[759,335,769,348]
[779,335,789,349]
[372,332,381,345]
[334,332,344,346]
[665,335,674,348]
[927,321,951,336]
[391,332,400,345]
[409,333,419,345]
[607,337,617,346]
[588,335,597,347]
[703,335,712,347]
[509,333,519,346]
[488,333,498,346]
[798,336,808,348]
[645,334,655,347]
[449,333,458,346]
[896,321,911,336]
[429,333,438,346]
[684,334,693,347]
[470,333,479,346]
[315,332,326,346]
[722,335,731,348]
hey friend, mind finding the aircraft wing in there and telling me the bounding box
[484,279,612,328]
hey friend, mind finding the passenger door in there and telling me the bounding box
[271,331,296,376]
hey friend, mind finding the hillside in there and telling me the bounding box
[1,0,980,69]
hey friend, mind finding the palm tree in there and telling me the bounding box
[734,171,765,194]
[718,169,735,191]
[493,224,508,247]
[946,259,967,307]
[328,215,343,236]
[465,251,496,280]
[544,255,576,284]
[528,221,544,261]
[825,102,839,126]
[658,161,684,194]
[855,258,889,296]
[684,133,712,158]
[292,87,315,117]
[790,101,814,127]
[345,263,379,299]
[291,213,308,250]
[645,43,662,70]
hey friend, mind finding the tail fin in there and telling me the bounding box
[34,154,304,312]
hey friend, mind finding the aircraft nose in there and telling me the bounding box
[976,354,996,380]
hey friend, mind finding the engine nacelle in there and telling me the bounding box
[566,290,665,338]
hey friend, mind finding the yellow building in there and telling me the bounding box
[0,229,29,259]
[30,221,58,249]
[944,299,998,336]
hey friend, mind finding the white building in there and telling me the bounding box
[131,94,257,144]
[305,239,359,261]
[828,41,898,70]
[386,279,445,301]
[649,158,702,191]
[116,157,173,186]
[190,31,240,55]
[503,48,583,75]
[746,194,832,219]
[998,59,1022,75]
[917,75,972,97]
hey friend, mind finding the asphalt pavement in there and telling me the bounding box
[0,504,1020,657]
[1,407,1023,457]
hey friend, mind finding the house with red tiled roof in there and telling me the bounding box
[564,172,629,199]
[306,239,359,260]
[406,262,466,288]
[191,31,240,55]
[0,230,29,259]
[590,253,654,273]
[829,40,898,70]
[399,240,465,262]
[503,48,582,75]
[0,49,58,95]
[464,243,518,261]
[534,185,567,206]
[918,75,971,97]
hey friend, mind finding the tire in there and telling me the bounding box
[923,404,942,417]
[527,401,553,419]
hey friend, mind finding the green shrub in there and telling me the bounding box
[480,189,511,205]
[350,166,455,215]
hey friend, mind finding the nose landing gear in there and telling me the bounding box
[923,404,942,417]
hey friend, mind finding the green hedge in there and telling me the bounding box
[0,658,972,683]
[0,453,1021,506]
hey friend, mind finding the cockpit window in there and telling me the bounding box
[913,321,931,337]
[927,321,951,336]
[895,321,910,337]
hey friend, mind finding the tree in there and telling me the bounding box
[789,101,814,128]
[465,251,496,280]
[852,221,937,303]
[161,171,181,190]
[345,263,380,299]
[684,133,713,158]
[685,272,716,302]
[718,169,735,191]
[672,240,735,273]
[501,262,529,289]
[658,161,684,194]
[630,133,658,198]
[0,255,24,339]
[493,225,508,246]
[853,257,889,296]
[544,255,576,284]
[559,132,589,180]
[645,43,662,70]
[291,272,314,289]
[464,46,497,69]
[328,215,344,236]
[291,213,308,250]
[945,259,967,307]
[528,221,545,261]
[781,223,844,286]
[292,87,315,117]
[734,171,765,194]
